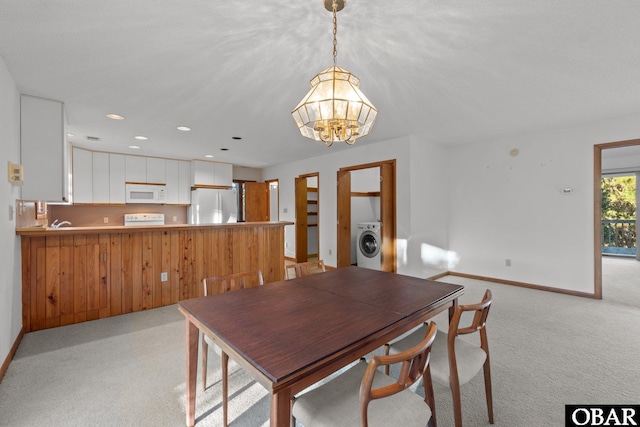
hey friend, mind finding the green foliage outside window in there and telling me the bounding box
[601,176,636,220]
[601,176,636,251]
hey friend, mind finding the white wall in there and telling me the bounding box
[263,136,414,271]
[403,136,453,278]
[267,112,640,293]
[0,56,23,366]
[233,165,262,181]
[263,134,457,278]
[448,112,640,293]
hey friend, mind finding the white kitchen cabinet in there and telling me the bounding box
[92,152,110,203]
[165,160,180,204]
[191,160,233,187]
[21,95,70,202]
[125,155,147,183]
[146,157,166,184]
[72,148,93,203]
[165,160,191,204]
[178,160,191,203]
[191,160,214,186]
[109,154,126,203]
[73,149,126,204]
[125,155,166,184]
[213,162,233,187]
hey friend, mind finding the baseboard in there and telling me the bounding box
[426,271,450,281]
[0,326,24,383]
[445,271,598,299]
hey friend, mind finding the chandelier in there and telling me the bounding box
[292,0,377,147]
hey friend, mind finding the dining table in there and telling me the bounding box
[178,266,464,427]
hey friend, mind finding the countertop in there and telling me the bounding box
[16,221,294,236]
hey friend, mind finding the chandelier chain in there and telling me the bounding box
[332,0,338,65]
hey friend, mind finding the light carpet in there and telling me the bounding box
[1,261,639,426]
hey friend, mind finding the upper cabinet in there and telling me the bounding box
[165,160,191,204]
[72,147,93,204]
[191,160,233,187]
[72,148,126,204]
[146,157,166,184]
[125,155,166,184]
[72,149,189,205]
[109,154,126,204]
[20,95,70,202]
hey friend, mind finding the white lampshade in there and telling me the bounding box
[292,65,377,146]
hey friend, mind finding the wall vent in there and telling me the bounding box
[86,136,100,142]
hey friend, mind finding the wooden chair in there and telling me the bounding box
[386,289,493,427]
[292,322,438,427]
[201,270,264,427]
[285,259,326,279]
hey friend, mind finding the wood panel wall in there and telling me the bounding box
[21,225,285,332]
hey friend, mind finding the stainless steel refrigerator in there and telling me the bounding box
[188,188,238,224]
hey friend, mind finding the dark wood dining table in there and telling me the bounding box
[178,266,464,427]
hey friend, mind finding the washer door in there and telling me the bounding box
[359,230,380,258]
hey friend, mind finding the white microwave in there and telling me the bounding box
[125,184,167,204]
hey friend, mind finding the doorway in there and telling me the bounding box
[337,160,396,272]
[594,139,640,300]
[294,173,319,262]
[267,179,279,221]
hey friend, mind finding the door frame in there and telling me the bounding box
[593,137,640,299]
[337,160,397,272]
[266,179,279,221]
[295,172,319,262]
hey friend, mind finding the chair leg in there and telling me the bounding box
[222,351,229,427]
[483,357,494,424]
[383,344,390,375]
[423,365,437,427]
[201,334,208,392]
[449,369,463,427]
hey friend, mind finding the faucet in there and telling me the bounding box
[50,220,72,228]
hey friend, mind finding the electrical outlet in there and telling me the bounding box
[505,259,512,267]
[172,216,177,222]
[103,217,109,224]
[161,272,168,282]
[329,249,332,255]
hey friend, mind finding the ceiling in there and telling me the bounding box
[2,1,640,168]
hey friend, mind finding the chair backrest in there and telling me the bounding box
[359,322,438,426]
[203,270,264,296]
[449,289,492,350]
[285,260,326,279]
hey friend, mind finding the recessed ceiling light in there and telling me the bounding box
[128,145,140,149]
[204,154,214,158]
[106,114,125,120]
[177,126,191,132]
[67,132,75,137]
[134,135,148,140]
[231,136,242,140]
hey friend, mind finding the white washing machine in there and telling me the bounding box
[357,222,382,270]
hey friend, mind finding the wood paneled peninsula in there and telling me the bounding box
[17,222,291,332]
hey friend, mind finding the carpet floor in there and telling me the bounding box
[1,259,639,426]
